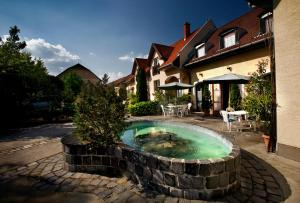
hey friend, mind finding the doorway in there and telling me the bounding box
[221,83,230,110]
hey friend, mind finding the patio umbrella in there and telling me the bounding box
[203,73,250,84]
[158,82,194,90]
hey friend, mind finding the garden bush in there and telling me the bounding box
[128,101,159,116]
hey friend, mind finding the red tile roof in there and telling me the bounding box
[109,74,134,86]
[131,58,150,75]
[186,8,269,66]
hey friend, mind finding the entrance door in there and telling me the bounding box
[195,82,202,111]
[222,83,230,110]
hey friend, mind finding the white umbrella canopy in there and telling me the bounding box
[203,73,250,84]
[158,82,194,90]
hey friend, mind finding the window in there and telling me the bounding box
[196,43,205,58]
[221,31,236,48]
[154,80,160,91]
[152,58,160,75]
[260,12,273,34]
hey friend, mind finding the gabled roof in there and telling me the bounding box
[109,74,134,86]
[57,63,100,84]
[131,58,150,75]
[186,8,269,67]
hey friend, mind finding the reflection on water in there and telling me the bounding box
[121,122,231,160]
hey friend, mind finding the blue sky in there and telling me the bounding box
[0,0,250,81]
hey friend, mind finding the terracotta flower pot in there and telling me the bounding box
[262,134,270,152]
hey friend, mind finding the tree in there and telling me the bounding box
[242,59,272,129]
[201,84,212,112]
[62,73,83,103]
[229,83,242,110]
[74,75,126,146]
[0,26,55,130]
[118,85,127,101]
[136,68,148,102]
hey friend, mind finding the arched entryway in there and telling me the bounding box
[165,76,179,84]
[165,76,179,98]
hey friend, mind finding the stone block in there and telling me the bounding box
[185,161,199,175]
[114,146,122,158]
[164,173,176,186]
[158,156,170,171]
[82,156,92,165]
[229,171,236,184]
[147,155,158,168]
[156,184,170,195]
[74,156,82,165]
[96,146,107,155]
[177,175,192,189]
[118,160,127,170]
[191,176,204,189]
[92,156,102,165]
[152,169,164,185]
[183,189,199,200]
[224,157,235,172]
[210,159,225,175]
[170,187,183,197]
[199,160,211,176]
[138,152,148,165]
[219,172,229,187]
[170,159,184,174]
[122,147,134,162]
[206,175,219,189]
[102,156,110,166]
[132,151,139,162]
[110,157,119,167]
[143,166,152,179]
[135,164,144,176]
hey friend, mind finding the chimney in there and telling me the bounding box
[184,22,190,40]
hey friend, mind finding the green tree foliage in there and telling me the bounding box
[136,68,148,102]
[128,101,159,116]
[74,75,126,146]
[118,85,127,101]
[0,26,64,130]
[229,84,242,110]
[242,60,271,131]
[153,89,167,105]
[201,84,212,111]
[62,73,83,103]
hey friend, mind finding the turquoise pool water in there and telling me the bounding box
[121,121,231,160]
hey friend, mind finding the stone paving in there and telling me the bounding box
[0,149,285,202]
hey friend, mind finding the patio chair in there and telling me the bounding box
[187,103,192,115]
[220,110,237,132]
[161,105,167,117]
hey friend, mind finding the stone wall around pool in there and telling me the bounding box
[62,136,241,200]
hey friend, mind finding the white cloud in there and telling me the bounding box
[105,72,125,82]
[24,38,80,75]
[118,51,148,62]
[89,52,95,56]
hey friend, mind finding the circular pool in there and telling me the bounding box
[121,121,231,160]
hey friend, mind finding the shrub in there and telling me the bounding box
[128,101,159,116]
[177,93,191,104]
[136,68,148,102]
[229,84,242,110]
[242,59,271,130]
[153,89,167,105]
[128,93,138,105]
[74,74,126,146]
[201,84,212,112]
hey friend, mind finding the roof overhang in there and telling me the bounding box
[203,73,250,84]
[158,82,194,90]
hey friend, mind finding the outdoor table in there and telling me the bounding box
[166,104,187,117]
[228,110,248,121]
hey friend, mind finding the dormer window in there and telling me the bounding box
[260,12,273,34]
[196,43,205,58]
[221,30,236,49]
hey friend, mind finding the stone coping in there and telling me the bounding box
[61,120,241,200]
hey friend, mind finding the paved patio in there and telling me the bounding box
[0,116,299,202]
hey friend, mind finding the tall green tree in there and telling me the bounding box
[201,84,212,112]
[136,68,148,102]
[62,73,83,103]
[229,84,242,110]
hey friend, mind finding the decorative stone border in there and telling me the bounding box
[62,121,241,200]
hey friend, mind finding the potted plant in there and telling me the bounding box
[262,121,272,152]
[201,84,212,115]
[242,60,272,152]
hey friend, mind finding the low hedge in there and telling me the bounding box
[128,101,159,116]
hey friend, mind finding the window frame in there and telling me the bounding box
[220,30,237,49]
[195,43,206,58]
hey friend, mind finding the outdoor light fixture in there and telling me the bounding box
[199,73,203,77]
[227,66,232,71]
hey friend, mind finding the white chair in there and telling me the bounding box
[187,103,192,115]
[220,110,236,132]
[161,105,166,117]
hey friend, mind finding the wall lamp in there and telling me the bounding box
[199,73,203,77]
[227,66,232,71]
